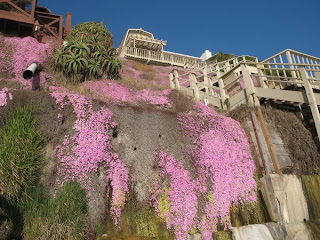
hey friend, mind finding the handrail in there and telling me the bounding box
[263,49,320,63]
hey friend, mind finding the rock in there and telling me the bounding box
[261,174,309,223]
[231,224,274,240]
[285,223,313,240]
[264,222,289,240]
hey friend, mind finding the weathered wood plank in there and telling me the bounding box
[257,108,282,174]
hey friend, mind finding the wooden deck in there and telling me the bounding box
[0,0,71,44]
[124,46,205,70]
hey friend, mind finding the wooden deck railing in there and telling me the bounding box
[124,46,205,70]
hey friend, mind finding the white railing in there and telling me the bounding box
[124,47,205,70]
[262,49,320,80]
[206,55,259,76]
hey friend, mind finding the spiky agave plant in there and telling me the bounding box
[54,21,122,81]
[64,52,88,81]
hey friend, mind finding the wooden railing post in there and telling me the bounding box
[241,63,258,107]
[286,50,297,79]
[169,72,175,89]
[148,50,151,61]
[31,0,36,18]
[218,78,227,109]
[190,73,200,100]
[173,70,180,91]
[257,63,268,88]
[58,15,63,45]
[203,68,209,93]
[300,66,320,141]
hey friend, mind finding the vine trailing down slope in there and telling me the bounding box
[49,86,129,225]
[150,102,257,240]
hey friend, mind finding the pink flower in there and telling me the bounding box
[0,88,15,106]
[50,87,129,225]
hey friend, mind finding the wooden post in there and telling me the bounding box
[65,12,72,35]
[257,63,268,88]
[241,63,256,106]
[169,72,175,89]
[241,63,255,95]
[203,68,209,93]
[218,78,226,109]
[190,73,200,100]
[250,111,269,175]
[300,66,320,141]
[58,15,63,45]
[286,50,297,79]
[173,70,180,90]
[31,0,37,18]
[257,108,282,174]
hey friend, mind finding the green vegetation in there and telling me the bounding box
[19,182,88,240]
[0,182,88,240]
[104,193,174,240]
[215,51,235,63]
[55,22,121,82]
[300,175,320,220]
[0,104,88,240]
[65,22,113,50]
[263,64,293,77]
[0,0,32,11]
[0,106,43,200]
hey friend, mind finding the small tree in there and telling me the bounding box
[0,0,32,11]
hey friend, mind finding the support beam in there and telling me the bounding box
[31,0,37,18]
[218,78,227,109]
[65,12,72,36]
[257,108,282,174]
[169,72,175,89]
[241,63,257,106]
[190,73,200,100]
[173,70,180,90]
[58,15,63,44]
[300,66,320,141]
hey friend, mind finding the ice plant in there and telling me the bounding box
[178,102,256,239]
[0,88,14,107]
[82,80,172,108]
[1,36,53,87]
[151,102,257,240]
[151,150,198,240]
[50,86,129,224]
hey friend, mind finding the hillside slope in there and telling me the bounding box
[0,36,319,240]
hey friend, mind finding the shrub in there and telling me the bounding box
[65,22,113,50]
[0,0,32,11]
[0,106,43,200]
[55,22,121,81]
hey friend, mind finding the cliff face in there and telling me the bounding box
[110,106,191,202]
[1,36,320,240]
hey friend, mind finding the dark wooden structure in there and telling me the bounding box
[0,0,71,44]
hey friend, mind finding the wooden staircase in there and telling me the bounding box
[169,49,320,141]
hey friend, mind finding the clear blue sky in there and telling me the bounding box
[38,0,320,60]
